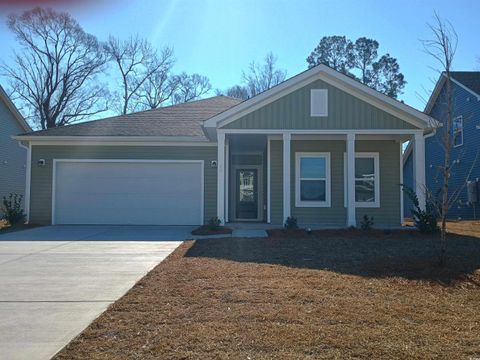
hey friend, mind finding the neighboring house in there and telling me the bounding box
[14,65,434,228]
[0,85,31,216]
[403,72,480,220]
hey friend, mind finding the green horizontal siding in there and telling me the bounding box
[291,140,347,225]
[224,79,417,130]
[29,145,217,225]
[269,140,401,227]
[270,141,283,225]
[355,141,401,226]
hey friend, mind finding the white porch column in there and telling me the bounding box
[217,132,226,224]
[414,132,426,210]
[282,133,291,224]
[346,133,356,227]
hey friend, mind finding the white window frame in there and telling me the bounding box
[343,152,380,208]
[453,115,463,147]
[310,89,328,117]
[295,152,331,207]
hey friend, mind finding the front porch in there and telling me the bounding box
[217,130,427,228]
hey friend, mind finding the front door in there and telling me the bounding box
[235,169,258,220]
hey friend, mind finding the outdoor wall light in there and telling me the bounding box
[37,159,46,167]
[211,160,218,168]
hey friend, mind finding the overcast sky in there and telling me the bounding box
[0,0,478,113]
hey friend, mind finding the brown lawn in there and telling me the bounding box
[55,223,480,360]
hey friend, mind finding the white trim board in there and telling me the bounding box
[205,64,435,130]
[295,152,332,208]
[51,159,205,226]
[217,129,425,135]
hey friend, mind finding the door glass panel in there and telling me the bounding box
[236,169,258,219]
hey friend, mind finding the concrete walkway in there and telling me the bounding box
[0,240,181,360]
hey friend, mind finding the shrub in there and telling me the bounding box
[284,216,298,230]
[2,193,25,226]
[207,217,221,230]
[360,215,374,230]
[403,185,439,233]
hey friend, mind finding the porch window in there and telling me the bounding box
[453,115,463,147]
[295,152,331,207]
[344,153,380,208]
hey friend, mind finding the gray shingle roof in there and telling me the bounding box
[22,96,241,139]
[451,71,480,95]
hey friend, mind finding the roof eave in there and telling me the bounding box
[0,86,31,132]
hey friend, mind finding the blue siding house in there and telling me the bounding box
[403,72,480,220]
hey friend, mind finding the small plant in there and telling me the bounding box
[360,215,374,230]
[284,216,298,230]
[2,193,25,226]
[403,185,439,233]
[207,216,221,230]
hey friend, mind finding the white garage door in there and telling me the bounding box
[53,160,203,225]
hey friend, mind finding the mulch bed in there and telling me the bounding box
[54,224,480,359]
[0,221,39,234]
[191,225,232,236]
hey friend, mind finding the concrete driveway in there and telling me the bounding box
[0,226,183,360]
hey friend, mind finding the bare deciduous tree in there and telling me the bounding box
[172,73,211,104]
[242,52,287,98]
[215,85,249,100]
[422,12,458,266]
[136,48,177,110]
[105,35,174,114]
[1,7,108,129]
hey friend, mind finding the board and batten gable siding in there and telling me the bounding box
[270,139,401,226]
[0,99,27,213]
[29,145,217,224]
[223,79,418,130]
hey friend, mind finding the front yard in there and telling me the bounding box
[55,225,480,359]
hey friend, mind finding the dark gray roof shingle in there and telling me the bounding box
[451,71,480,95]
[22,96,241,139]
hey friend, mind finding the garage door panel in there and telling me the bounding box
[54,161,203,225]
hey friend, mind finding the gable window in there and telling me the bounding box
[310,89,328,117]
[295,152,331,207]
[343,153,380,208]
[453,115,463,147]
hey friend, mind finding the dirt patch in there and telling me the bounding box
[191,226,232,236]
[54,228,480,359]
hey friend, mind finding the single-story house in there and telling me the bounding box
[0,85,31,215]
[14,65,434,228]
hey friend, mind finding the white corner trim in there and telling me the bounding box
[267,137,271,223]
[24,143,32,223]
[225,139,230,223]
[282,133,291,223]
[295,152,331,208]
[343,152,381,208]
[399,142,404,225]
[217,133,226,224]
[346,133,356,227]
[205,64,434,130]
[50,159,205,226]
